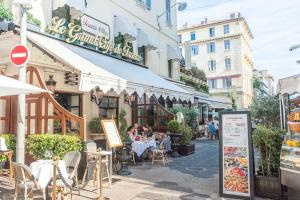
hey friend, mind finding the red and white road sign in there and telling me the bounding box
[10,45,30,66]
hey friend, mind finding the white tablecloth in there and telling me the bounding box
[30,160,69,189]
[132,140,157,157]
[0,137,7,151]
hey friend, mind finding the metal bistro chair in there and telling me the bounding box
[152,141,168,166]
[12,162,46,200]
[63,151,81,194]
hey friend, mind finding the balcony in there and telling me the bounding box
[180,67,209,94]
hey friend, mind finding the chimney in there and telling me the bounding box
[204,17,208,23]
[238,12,241,18]
[184,41,191,69]
[230,12,235,19]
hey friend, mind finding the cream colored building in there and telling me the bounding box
[0,0,192,137]
[178,13,254,109]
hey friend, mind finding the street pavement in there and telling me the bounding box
[0,139,266,200]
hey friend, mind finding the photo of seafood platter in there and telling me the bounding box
[223,147,249,194]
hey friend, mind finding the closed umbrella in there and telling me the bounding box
[0,75,47,97]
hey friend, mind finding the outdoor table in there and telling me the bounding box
[132,140,157,157]
[30,159,69,189]
[0,150,13,183]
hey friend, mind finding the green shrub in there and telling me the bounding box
[167,120,180,133]
[0,134,16,162]
[0,1,13,21]
[179,124,193,145]
[169,106,198,130]
[118,109,130,143]
[88,118,102,133]
[27,134,82,160]
[252,125,285,176]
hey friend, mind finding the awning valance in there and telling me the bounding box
[114,16,137,42]
[167,45,181,60]
[27,32,192,101]
[137,29,158,51]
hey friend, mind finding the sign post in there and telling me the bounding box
[219,111,254,199]
[13,0,32,164]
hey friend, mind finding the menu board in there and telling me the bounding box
[101,120,123,148]
[219,111,254,199]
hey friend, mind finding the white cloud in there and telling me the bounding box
[178,0,300,82]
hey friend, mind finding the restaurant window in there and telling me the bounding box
[138,46,146,65]
[168,60,173,78]
[54,92,82,133]
[132,94,174,130]
[98,96,119,121]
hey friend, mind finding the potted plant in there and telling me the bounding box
[178,124,195,156]
[167,120,181,157]
[250,95,286,199]
[252,125,285,199]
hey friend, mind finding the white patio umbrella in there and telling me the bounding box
[0,75,47,97]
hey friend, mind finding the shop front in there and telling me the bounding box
[0,30,192,141]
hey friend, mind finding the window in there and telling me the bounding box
[208,60,216,71]
[225,58,231,69]
[207,42,216,53]
[98,96,119,121]
[191,45,199,55]
[138,46,146,65]
[168,60,173,78]
[209,27,215,37]
[223,78,232,88]
[166,0,171,25]
[208,79,217,89]
[224,24,229,34]
[190,32,195,41]
[178,35,182,43]
[146,0,151,10]
[224,40,230,51]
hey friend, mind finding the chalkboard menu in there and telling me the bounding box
[101,119,123,148]
[219,111,254,199]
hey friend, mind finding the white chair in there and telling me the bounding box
[63,151,81,194]
[12,162,46,200]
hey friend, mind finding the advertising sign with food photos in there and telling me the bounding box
[219,111,254,199]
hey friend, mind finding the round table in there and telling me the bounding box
[132,140,157,157]
[30,160,69,189]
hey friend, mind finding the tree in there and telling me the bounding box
[250,95,281,128]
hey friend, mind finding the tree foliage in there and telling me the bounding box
[250,95,281,128]
[0,1,13,21]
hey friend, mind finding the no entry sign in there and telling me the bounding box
[10,45,30,66]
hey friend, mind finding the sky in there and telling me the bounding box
[177,0,300,82]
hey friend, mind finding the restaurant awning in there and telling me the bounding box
[27,32,192,101]
[167,45,181,60]
[195,95,232,109]
[137,29,158,51]
[114,16,137,42]
[0,75,47,97]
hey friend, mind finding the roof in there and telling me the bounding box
[178,17,254,39]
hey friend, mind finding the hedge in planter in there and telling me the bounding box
[27,134,82,160]
[0,134,16,162]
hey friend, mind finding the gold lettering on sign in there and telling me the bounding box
[47,17,142,62]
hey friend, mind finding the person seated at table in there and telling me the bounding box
[142,124,153,137]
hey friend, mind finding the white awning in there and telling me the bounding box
[277,74,300,95]
[167,45,181,60]
[195,95,232,109]
[0,75,47,97]
[137,29,158,51]
[27,32,192,101]
[114,16,137,42]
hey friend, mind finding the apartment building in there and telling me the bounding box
[253,69,274,96]
[178,13,254,109]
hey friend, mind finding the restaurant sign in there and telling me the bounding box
[219,111,254,199]
[47,17,142,62]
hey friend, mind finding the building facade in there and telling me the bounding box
[0,0,192,139]
[178,13,254,109]
[253,69,274,96]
